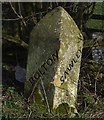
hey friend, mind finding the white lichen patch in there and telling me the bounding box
[25,6,83,116]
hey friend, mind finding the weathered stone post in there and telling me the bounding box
[24,6,83,116]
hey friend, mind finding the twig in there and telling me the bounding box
[95,65,103,95]
[40,77,51,113]
[18,1,22,17]
[18,1,27,27]
[9,2,21,18]
[28,79,40,102]
[28,111,32,120]
[85,39,97,59]
[94,79,97,96]
[2,4,61,22]
[1,18,20,21]
[10,2,26,27]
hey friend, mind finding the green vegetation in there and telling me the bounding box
[93,2,103,15]
[86,2,104,32]
[2,59,104,119]
[87,19,104,30]
[2,2,104,119]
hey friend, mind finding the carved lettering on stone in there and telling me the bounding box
[25,7,83,116]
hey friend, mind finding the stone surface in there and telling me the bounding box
[24,7,83,115]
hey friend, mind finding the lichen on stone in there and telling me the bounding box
[25,6,83,116]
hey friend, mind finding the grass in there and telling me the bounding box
[86,2,104,31]
[2,2,104,119]
[93,2,104,15]
[87,19,104,30]
[2,59,104,119]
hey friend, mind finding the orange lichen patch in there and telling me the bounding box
[50,79,62,87]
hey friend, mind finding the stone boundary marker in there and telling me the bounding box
[24,6,83,116]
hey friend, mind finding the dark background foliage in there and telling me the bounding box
[2,2,104,119]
